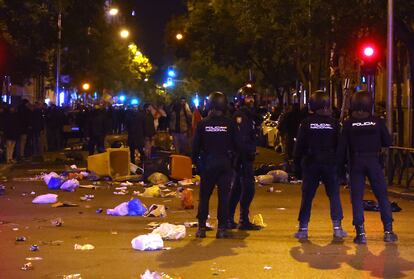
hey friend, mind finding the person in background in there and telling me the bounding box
[4,105,19,163]
[143,104,156,159]
[0,103,5,162]
[16,99,32,160]
[192,104,203,135]
[31,102,45,157]
[169,97,192,155]
[85,105,108,155]
[125,105,145,164]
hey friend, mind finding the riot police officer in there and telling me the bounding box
[293,91,347,240]
[338,91,397,244]
[192,92,235,239]
[228,84,261,230]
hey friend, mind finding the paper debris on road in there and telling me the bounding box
[131,234,164,251]
[152,223,186,240]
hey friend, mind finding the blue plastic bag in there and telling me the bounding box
[48,177,64,190]
[127,198,147,216]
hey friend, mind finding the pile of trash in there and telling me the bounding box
[131,223,186,251]
[256,169,288,185]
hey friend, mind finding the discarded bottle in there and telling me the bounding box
[30,245,39,252]
[21,262,33,271]
[16,236,27,242]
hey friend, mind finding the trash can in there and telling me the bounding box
[170,154,192,180]
[87,148,130,178]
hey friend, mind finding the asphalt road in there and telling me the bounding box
[1,150,414,279]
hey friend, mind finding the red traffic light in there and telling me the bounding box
[363,46,374,57]
[360,43,378,61]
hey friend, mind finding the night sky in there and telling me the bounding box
[124,0,187,67]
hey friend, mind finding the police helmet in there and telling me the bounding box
[350,90,372,113]
[236,83,256,105]
[208,91,227,112]
[309,90,330,112]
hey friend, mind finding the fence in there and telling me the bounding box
[387,146,414,189]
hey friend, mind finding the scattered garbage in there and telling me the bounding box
[21,262,33,271]
[52,201,79,208]
[48,176,64,190]
[363,200,402,212]
[96,208,103,214]
[254,164,278,176]
[178,179,193,186]
[32,194,58,204]
[60,179,80,192]
[268,187,274,192]
[181,188,194,209]
[51,218,63,227]
[144,204,167,218]
[30,245,39,252]
[267,169,288,183]
[252,214,267,228]
[16,236,27,242]
[140,269,161,279]
[62,274,82,279]
[127,199,147,216]
[139,185,162,198]
[152,223,186,240]
[0,185,6,195]
[183,222,198,228]
[107,202,129,216]
[25,257,43,261]
[74,244,95,250]
[264,266,272,270]
[130,163,139,174]
[120,181,133,186]
[256,175,274,185]
[80,194,94,201]
[43,172,59,185]
[131,234,164,251]
[148,172,169,185]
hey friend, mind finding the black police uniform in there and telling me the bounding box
[228,106,257,226]
[294,113,344,227]
[192,114,235,230]
[338,115,393,229]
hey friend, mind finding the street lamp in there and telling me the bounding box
[176,33,183,40]
[120,29,130,39]
[82,83,90,91]
[109,8,119,16]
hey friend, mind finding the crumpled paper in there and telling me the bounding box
[152,223,186,240]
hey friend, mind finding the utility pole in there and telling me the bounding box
[386,0,393,134]
[56,5,62,104]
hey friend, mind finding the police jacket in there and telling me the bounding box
[192,114,235,162]
[233,107,257,159]
[338,115,392,164]
[294,113,339,165]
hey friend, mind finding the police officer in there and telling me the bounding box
[338,91,397,244]
[192,92,235,239]
[228,84,261,230]
[293,91,347,240]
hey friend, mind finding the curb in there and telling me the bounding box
[388,188,414,201]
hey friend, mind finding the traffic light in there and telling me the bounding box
[360,43,379,75]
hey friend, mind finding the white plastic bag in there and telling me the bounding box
[60,179,80,192]
[32,194,58,204]
[140,269,161,279]
[106,202,129,216]
[152,223,186,240]
[256,175,274,185]
[43,172,59,185]
[131,234,164,251]
[267,170,288,183]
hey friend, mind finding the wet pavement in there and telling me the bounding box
[1,150,414,278]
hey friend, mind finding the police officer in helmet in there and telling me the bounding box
[192,92,236,239]
[338,90,397,244]
[228,84,262,230]
[293,90,347,240]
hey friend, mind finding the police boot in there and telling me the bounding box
[226,220,238,230]
[238,221,262,231]
[216,228,231,239]
[353,225,367,244]
[294,223,308,240]
[196,227,206,238]
[383,223,398,243]
[332,220,348,240]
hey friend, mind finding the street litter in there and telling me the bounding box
[252,214,267,228]
[60,179,80,192]
[254,164,278,176]
[52,201,79,208]
[107,202,129,216]
[48,176,64,190]
[268,187,274,192]
[138,185,162,198]
[140,269,177,279]
[74,244,95,250]
[264,266,272,270]
[144,204,167,218]
[180,188,194,209]
[116,186,128,190]
[25,257,43,261]
[277,207,286,211]
[96,208,103,214]
[30,245,39,251]
[113,190,128,195]
[107,199,147,216]
[32,194,58,204]
[184,222,198,228]
[21,262,33,271]
[120,181,133,186]
[131,234,164,251]
[0,185,5,195]
[80,194,94,201]
[178,179,193,186]
[152,223,186,240]
[147,222,161,229]
[51,218,63,227]
[43,172,60,185]
[148,172,169,184]
[79,185,100,189]
[256,175,274,185]
[363,200,402,212]
[62,274,82,279]
[267,170,289,183]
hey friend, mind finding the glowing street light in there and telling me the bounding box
[120,29,130,39]
[109,8,119,16]
[176,33,183,40]
[82,83,90,91]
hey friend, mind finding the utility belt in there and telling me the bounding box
[351,151,380,158]
[303,150,336,165]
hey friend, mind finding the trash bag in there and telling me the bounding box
[252,214,267,228]
[254,164,278,176]
[181,188,194,209]
[140,269,162,279]
[141,185,162,198]
[144,204,167,218]
[60,179,80,192]
[152,223,186,240]
[128,199,147,216]
[147,172,169,185]
[86,172,100,181]
[363,200,379,211]
[107,202,129,216]
[48,176,64,190]
[32,194,58,204]
[256,175,274,185]
[131,234,164,251]
[391,202,402,212]
[267,170,288,183]
[43,172,59,185]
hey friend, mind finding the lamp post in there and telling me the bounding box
[120,29,130,39]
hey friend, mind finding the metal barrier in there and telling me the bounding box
[388,146,414,189]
